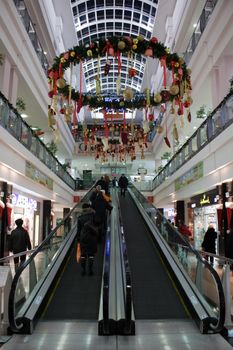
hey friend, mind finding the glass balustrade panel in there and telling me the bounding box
[13,213,77,321]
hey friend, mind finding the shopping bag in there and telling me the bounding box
[76,242,81,263]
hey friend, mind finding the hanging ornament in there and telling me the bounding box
[56,77,66,89]
[118,40,126,51]
[156,125,163,134]
[146,88,150,107]
[164,119,171,148]
[51,95,58,113]
[187,109,192,122]
[154,93,162,103]
[95,75,101,95]
[104,60,111,75]
[173,123,179,142]
[123,87,134,101]
[169,84,179,96]
[128,67,137,77]
[116,75,121,95]
[48,107,56,128]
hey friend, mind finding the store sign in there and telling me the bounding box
[200,194,210,206]
[138,168,147,175]
[175,162,203,191]
[25,161,53,190]
[11,193,37,211]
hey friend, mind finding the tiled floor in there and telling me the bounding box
[1,320,233,350]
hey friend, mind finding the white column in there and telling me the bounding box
[0,56,11,99]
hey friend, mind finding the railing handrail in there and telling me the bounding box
[152,89,233,191]
[0,91,76,190]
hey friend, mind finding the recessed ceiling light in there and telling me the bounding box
[193,23,197,28]
[21,113,28,118]
[31,126,39,130]
[44,51,47,55]
[193,126,197,129]
[185,136,189,139]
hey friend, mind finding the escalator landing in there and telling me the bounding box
[1,320,232,350]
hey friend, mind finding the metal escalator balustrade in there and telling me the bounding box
[115,190,135,335]
[8,191,93,333]
[129,183,225,334]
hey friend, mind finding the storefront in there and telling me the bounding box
[10,192,41,248]
[189,189,219,250]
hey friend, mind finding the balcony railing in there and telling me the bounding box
[13,0,49,73]
[183,0,219,65]
[0,92,76,190]
[152,90,233,191]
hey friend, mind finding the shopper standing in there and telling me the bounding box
[118,174,128,197]
[9,218,32,269]
[201,225,217,264]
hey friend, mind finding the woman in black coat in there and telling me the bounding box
[202,226,217,264]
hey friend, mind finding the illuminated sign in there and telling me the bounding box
[200,194,210,206]
[11,193,37,211]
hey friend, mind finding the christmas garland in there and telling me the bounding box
[48,35,192,111]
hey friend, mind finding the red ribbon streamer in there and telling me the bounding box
[59,63,63,78]
[73,100,77,127]
[77,61,83,113]
[160,57,167,88]
[117,51,121,75]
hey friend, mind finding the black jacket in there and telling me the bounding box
[9,227,31,254]
[77,208,95,241]
[202,228,217,253]
[118,175,128,189]
[80,221,98,255]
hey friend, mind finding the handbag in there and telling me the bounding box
[76,242,81,263]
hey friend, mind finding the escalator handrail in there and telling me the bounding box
[102,214,111,327]
[116,194,133,326]
[8,190,92,333]
[129,183,225,333]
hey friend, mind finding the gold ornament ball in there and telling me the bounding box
[60,58,66,63]
[97,96,103,102]
[124,88,134,101]
[157,125,163,134]
[169,84,179,95]
[56,78,66,89]
[187,68,192,75]
[133,38,138,45]
[132,44,137,50]
[70,51,75,57]
[165,48,170,54]
[119,101,125,107]
[137,34,144,42]
[87,50,93,57]
[154,93,162,103]
[174,62,179,68]
[118,41,126,50]
[178,57,184,65]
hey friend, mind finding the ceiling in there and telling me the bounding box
[70,0,159,95]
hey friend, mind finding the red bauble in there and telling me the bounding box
[60,108,65,114]
[161,90,170,102]
[148,114,154,121]
[150,37,158,44]
[128,68,137,77]
[48,90,54,98]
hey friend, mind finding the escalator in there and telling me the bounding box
[118,185,225,334]
[119,193,188,320]
[42,240,105,320]
[7,195,113,334]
